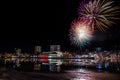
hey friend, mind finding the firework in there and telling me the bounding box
[69,19,93,47]
[78,0,119,31]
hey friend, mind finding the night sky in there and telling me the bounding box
[1,0,120,52]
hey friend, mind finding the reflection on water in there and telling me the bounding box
[3,57,120,73]
[1,57,120,80]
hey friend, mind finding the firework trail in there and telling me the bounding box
[69,19,93,47]
[78,0,119,31]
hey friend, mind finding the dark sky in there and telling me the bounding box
[1,0,120,52]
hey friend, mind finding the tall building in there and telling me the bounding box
[50,45,61,51]
[34,46,42,54]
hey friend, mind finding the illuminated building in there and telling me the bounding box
[34,46,42,54]
[50,45,61,51]
[15,48,21,56]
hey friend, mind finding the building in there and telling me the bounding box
[50,45,61,51]
[15,48,21,56]
[34,46,42,54]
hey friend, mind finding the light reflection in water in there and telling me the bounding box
[3,57,120,72]
[80,79,86,80]
[49,59,62,72]
[2,53,120,80]
[71,78,86,80]
[71,77,95,80]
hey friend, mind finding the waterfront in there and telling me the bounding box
[0,66,120,80]
[0,57,120,80]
